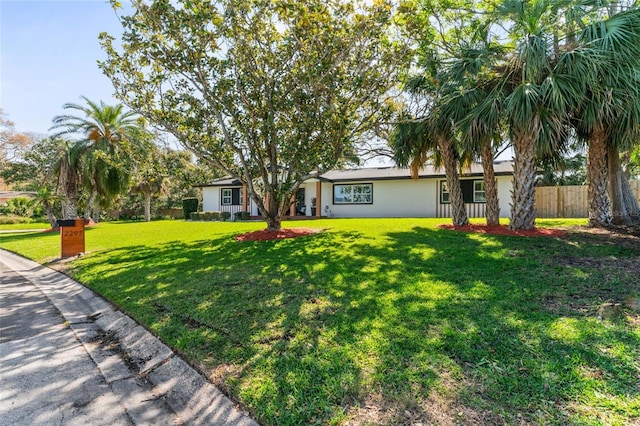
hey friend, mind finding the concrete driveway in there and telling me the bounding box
[0,249,258,426]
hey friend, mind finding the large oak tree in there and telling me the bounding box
[100,0,408,230]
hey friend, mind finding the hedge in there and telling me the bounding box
[182,198,199,220]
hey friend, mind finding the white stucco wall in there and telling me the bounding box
[319,179,439,218]
[496,175,513,218]
[201,187,259,216]
[201,187,221,212]
[201,175,514,219]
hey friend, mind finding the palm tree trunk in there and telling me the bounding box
[144,192,152,222]
[620,174,640,224]
[587,129,611,227]
[43,201,58,229]
[437,136,468,226]
[59,160,79,219]
[62,199,78,220]
[607,145,631,225]
[481,140,500,226]
[84,190,97,220]
[92,207,101,223]
[510,132,537,231]
[620,150,640,223]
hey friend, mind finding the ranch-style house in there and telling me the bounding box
[196,161,515,219]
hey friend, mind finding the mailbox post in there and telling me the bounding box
[57,219,86,258]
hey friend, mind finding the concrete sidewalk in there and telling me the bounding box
[0,249,258,426]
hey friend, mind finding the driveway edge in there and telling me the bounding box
[0,249,259,426]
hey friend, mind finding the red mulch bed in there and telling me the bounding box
[438,224,567,237]
[235,227,321,242]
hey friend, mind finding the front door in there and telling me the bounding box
[295,188,306,216]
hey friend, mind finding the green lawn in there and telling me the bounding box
[1,218,638,425]
[0,220,51,230]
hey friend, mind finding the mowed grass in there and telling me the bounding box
[0,220,51,230]
[1,218,638,425]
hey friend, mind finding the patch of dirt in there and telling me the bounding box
[556,255,640,270]
[235,227,322,241]
[438,224,567,237]
[45,253,85,275]
[343,386,503,426]
[565,225,640,250]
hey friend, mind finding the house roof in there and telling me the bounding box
[195,161,514,187]
[194,177,243,187]
[319,160,514,183]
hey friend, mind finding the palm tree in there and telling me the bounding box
[454,0,632,231]
[490,0,592,231]
[392,103,470,227]
[606,94,640,225]
[130,148,168,222]
[570,5,640,227]
[53,139,83,219]
[51,97,149,220]
[30,186,62,229]
[442,41,507,227]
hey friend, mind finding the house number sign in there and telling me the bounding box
[57,219,86,258]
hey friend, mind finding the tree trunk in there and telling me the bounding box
[43,201,58,229]
[437,136,468,226]
[62,198,78,220]
[587,129,611,227]
[144,192,152,222]
[265,214,282,231]
[92,208,101,223]
[607,145,631,225]
[608,146,640,225]
[481,140,500,226]
[620,172,640,224]
[264,186,283,231]
[510,132,537,231]
[84,190,97,220]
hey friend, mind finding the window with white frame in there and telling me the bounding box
[221,188,243,205]
[474,181,486,202]
[440,181,450,204]
[333,183,373,204]
[440,179,486,204]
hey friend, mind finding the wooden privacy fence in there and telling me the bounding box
[535,181,640,218]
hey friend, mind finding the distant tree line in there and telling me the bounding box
[0,104,217,227]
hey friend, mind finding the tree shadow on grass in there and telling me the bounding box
[57,226,640,425]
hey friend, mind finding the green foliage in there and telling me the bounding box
[190,211,224,221]
[0,218,638,425]
[220,211,231,221]
[397,0,640,230]
[234,211,250,221]
[536,151,587,186]
[625,145,640,180]
[0,197,34,217]
[182,197,199,220]
[0,215,46,226]
[99,0,409,229]
[51,97,153,219]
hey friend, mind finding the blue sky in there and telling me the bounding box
[1,0,126,135]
